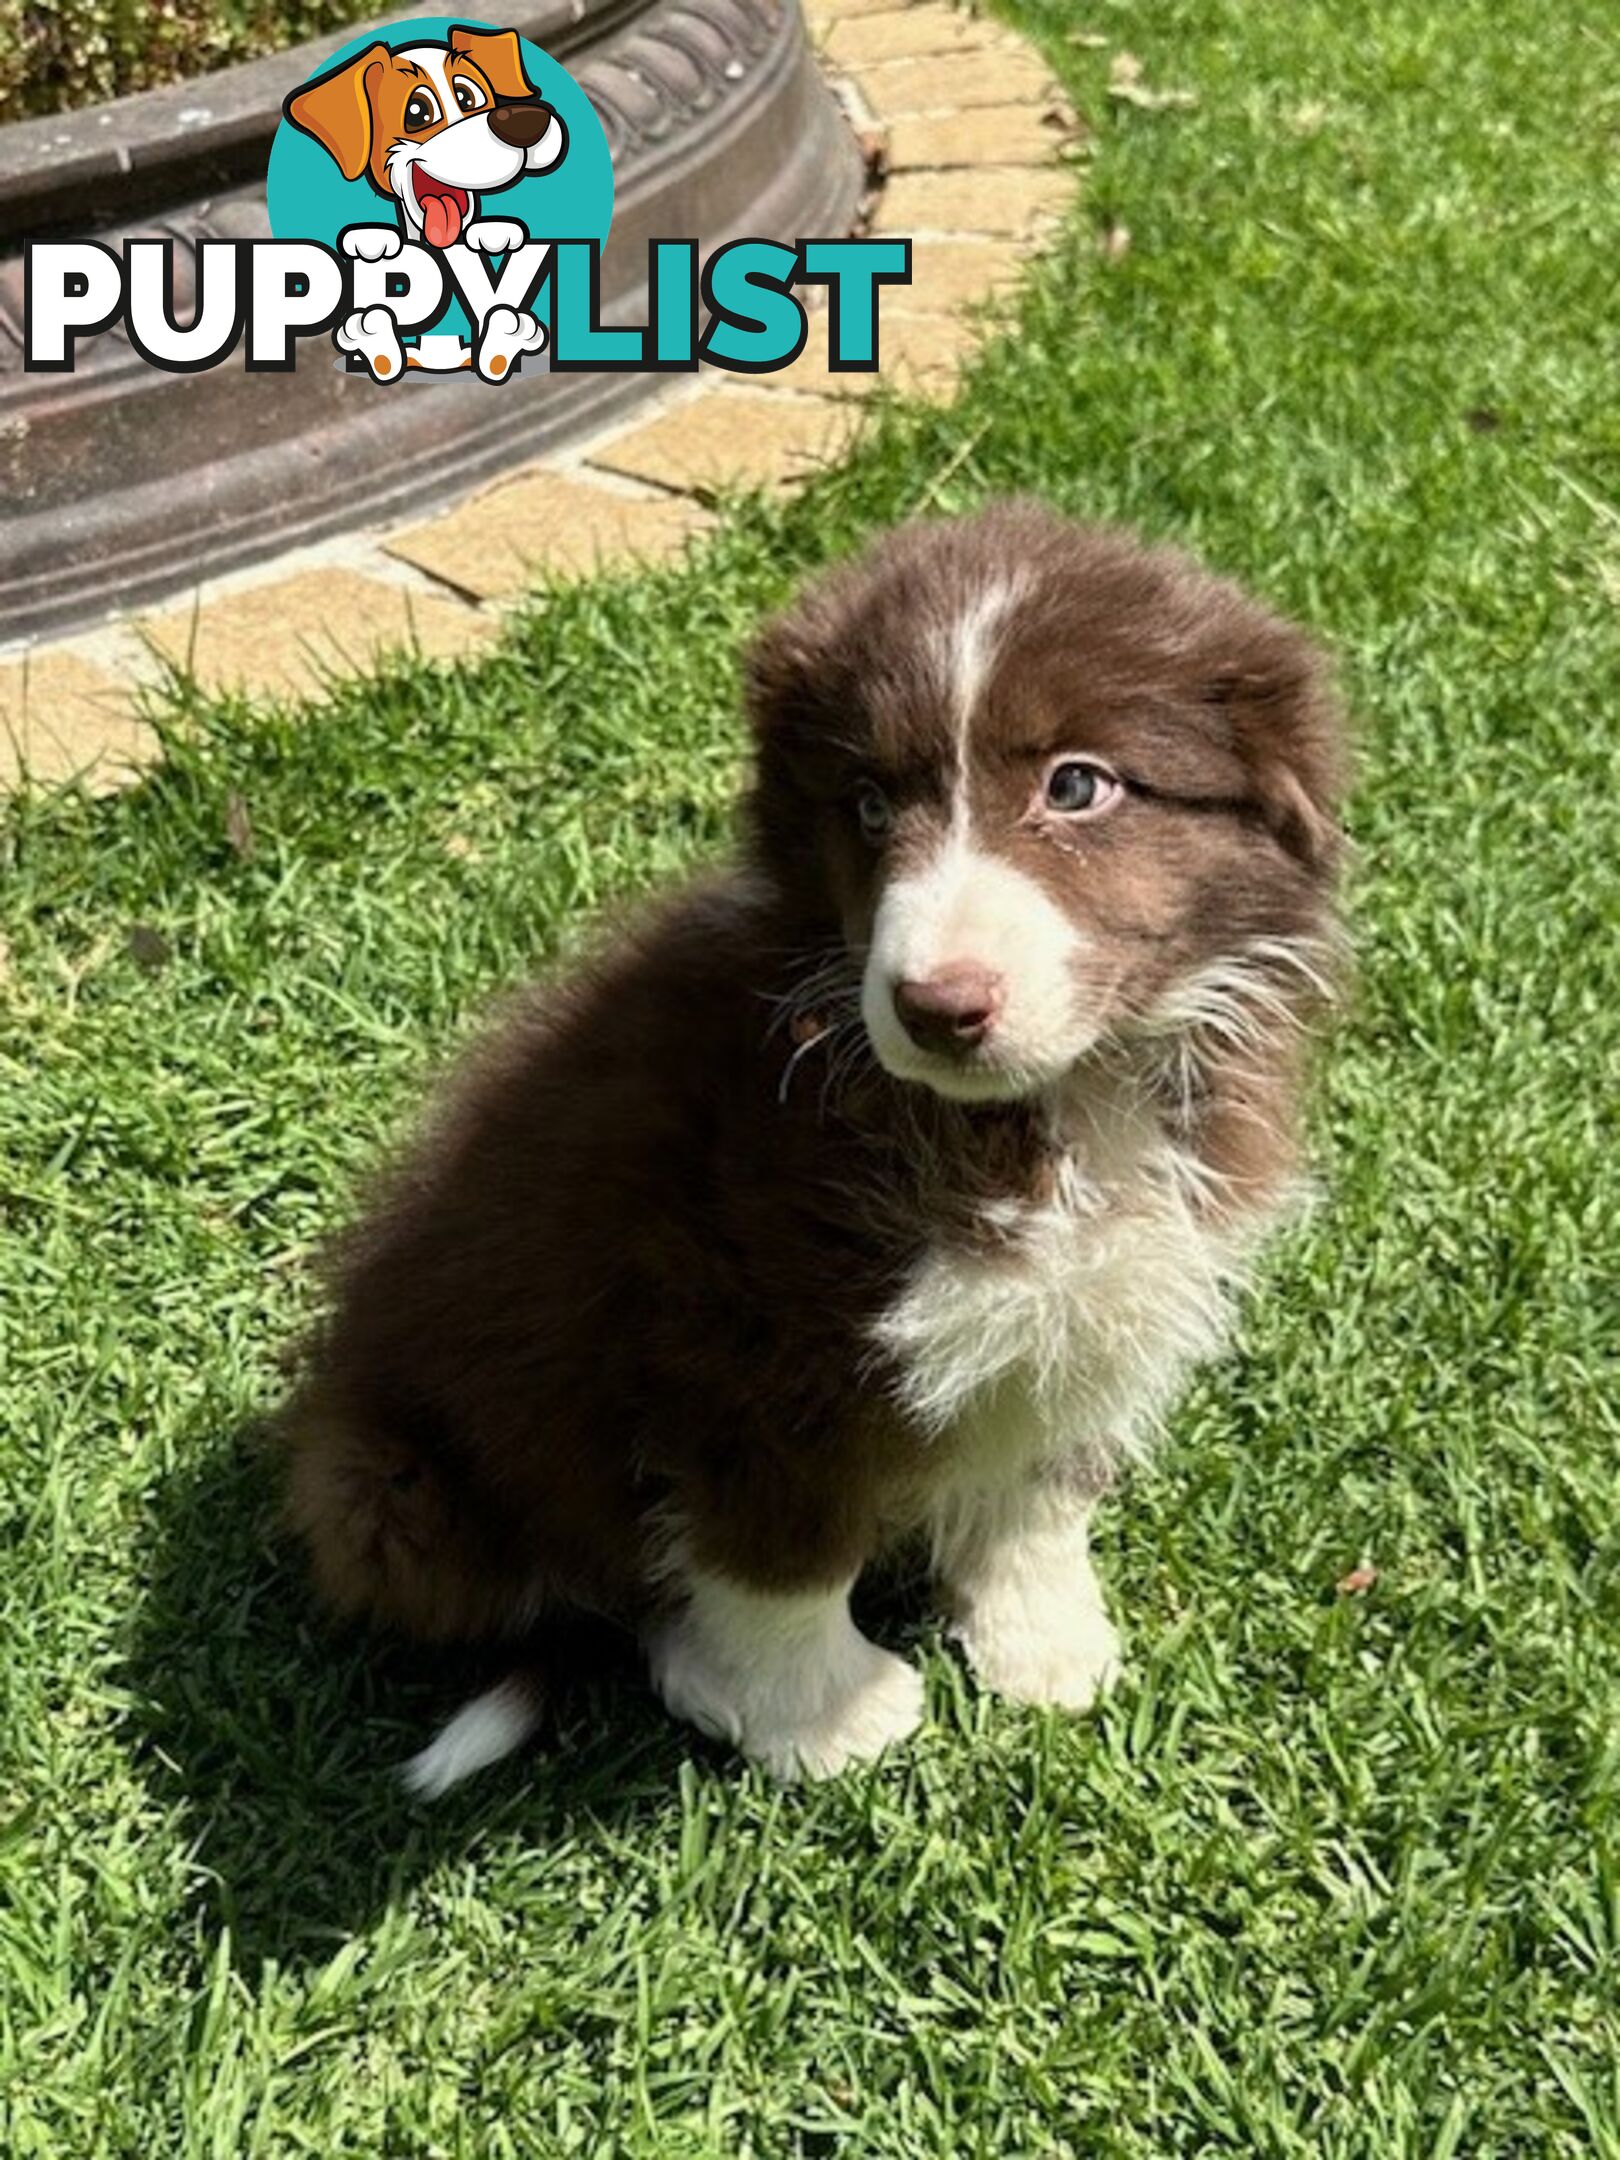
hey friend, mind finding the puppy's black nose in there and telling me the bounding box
[893,966,1003,1056]
[488,100,554,149]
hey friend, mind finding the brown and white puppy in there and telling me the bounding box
[281,502,1348,1792]
[286,26,566,378]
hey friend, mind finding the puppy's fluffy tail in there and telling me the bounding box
[281,1376,515,1643]
[402,1670,545,1800]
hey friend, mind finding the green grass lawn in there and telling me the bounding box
[4,0,1618,2150]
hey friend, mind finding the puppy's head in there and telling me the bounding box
[285,28,563,246]
[746,503,1347,1105]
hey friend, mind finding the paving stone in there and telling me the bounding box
[891,237,1026,317]
[4,1,1068,744]
[0,652,158,793]
[848,48,1052,115]
[885,103,1065,169]
[803,0,921,22]
[587,389,859,494]
[142,569,494,701]
[823,4,1017,65]
[748,310,980,399]
[385,472,712,602]
[874,165,1071,236]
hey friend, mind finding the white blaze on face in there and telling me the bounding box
[938,578,1021,789]
[861,576,1092,1102]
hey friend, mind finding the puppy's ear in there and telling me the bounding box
[284,45,388,183]
[742,599,856,786]
[1203,642,1349,871]
[742,602,860,902]
[448,25,536,100]
[744,611,819,745]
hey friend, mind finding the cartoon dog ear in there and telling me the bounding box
[284,43,388,182]
[448,25,537,101]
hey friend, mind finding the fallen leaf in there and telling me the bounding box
[1336,1564,1379,1596]
[125,923,171,974]
[224,791,255,861]
[1110,81,1199,111]
[1109,53,1198,111]
[857,127,889,184]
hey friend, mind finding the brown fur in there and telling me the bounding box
[281,503,1346,1644]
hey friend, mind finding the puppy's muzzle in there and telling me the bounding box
[488,99,556,150]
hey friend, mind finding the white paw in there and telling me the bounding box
[462,217,526,254]
[649,1611,923,1782]
[957,1599,1122,1713]
[748,1645,925,1782]
[473,302,547,383]
[335,304,404,382]
[340,225,403,262]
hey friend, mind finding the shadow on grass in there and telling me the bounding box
[121,1417,691,1974]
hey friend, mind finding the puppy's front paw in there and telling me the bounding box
[650,1608,923,1782]
[340,225,403,262]
[462,217,526,254]
[752,1644,925,1783]
[957,1599,1122,1713]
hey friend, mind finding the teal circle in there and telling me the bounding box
[267,16,613,347]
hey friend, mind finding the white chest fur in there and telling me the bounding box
[872,1126,1266,1505]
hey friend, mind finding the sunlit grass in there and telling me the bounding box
[2,1,1617,2150]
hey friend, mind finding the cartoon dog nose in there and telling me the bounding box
[893,966,1003,1056]
[488,100,555,149]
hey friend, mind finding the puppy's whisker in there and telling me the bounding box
[816,1017,876,1117]
[777,1027,829,1104]
[763,954,863,1058]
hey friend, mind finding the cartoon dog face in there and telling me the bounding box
[286,25,566,248]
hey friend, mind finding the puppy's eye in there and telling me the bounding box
[854,782,893,843]
[404,89,441,131]
[452,77,486,114]
[1043,759,1121,817]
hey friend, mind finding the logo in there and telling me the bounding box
[22,17,912,382]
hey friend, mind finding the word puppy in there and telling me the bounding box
[283,502,1347,1791]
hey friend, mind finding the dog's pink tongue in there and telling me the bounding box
[422,192,461,249]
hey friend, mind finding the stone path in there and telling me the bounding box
[0,0,1076,792]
